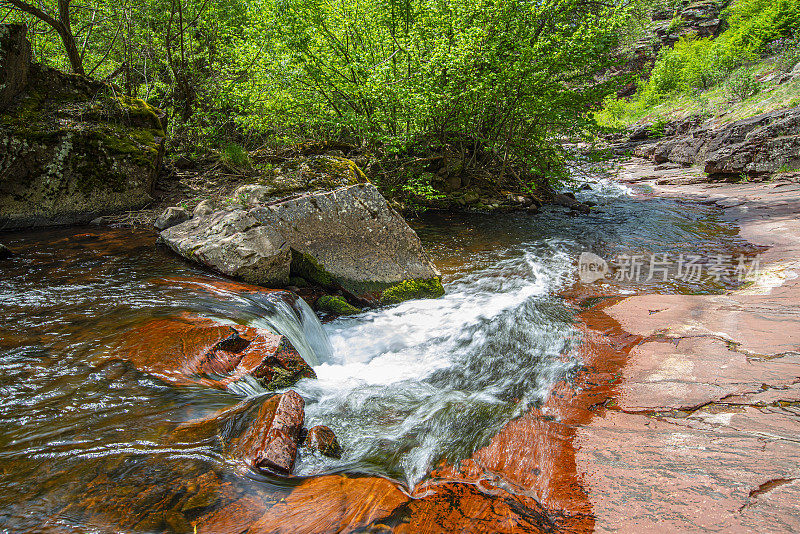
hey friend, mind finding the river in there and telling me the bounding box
[0,171,761,531]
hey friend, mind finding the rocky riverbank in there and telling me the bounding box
[568,157,800,531]
[0,25,166,231]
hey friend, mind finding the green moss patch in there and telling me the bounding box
[290,249,335,287]
[380,277,445,305]
[315,295,362,315]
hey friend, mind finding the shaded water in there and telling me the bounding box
[0,175,760,531]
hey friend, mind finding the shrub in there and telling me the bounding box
[770,33,800,72]
[598,0,800,128]
[220,143,251,169]
[667,16,687,34]
[722,0,800,58]
[644,36,732,97]
[648,116,669,138]
[725,68,761,102]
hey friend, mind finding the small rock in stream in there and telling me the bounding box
[230,391,305,475]
[304,425,342,459]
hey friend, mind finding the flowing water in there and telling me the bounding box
[0,173,761,531]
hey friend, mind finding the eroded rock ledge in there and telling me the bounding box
[631,106,800,180]
[0,25,165,230]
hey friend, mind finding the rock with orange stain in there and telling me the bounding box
[115,314,314,390]
[195,496,267,534]
[396,482,555,534]
[304,425,342,459]
[229,391,305,475]
[247,475,407,534]
[171,391,306,476]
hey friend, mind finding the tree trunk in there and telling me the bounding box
[58,0,84,75]
[58,29,84,75]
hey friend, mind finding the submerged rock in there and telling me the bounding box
[159,182,443,305]
[0,243,12,259]
[117,312,315,390]
[552,193,590,214]
[0,25,165,231]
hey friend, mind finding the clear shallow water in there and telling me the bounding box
[0,175,761,530]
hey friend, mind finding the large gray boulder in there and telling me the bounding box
[159,209,292,287]
[159,183,443,305]
[0,25,165,231]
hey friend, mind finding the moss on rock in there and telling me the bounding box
[315,295,362,316]
[380,278,445,305]
[290,249,335,288]
[0,54,166,229]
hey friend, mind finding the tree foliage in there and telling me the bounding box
[2,0,636,188]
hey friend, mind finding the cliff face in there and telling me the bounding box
[613,0,728,97]
[0,24,165,231]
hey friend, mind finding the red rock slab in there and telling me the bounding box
[571,159,800,532]
[574,409,800,533]
[670,404,800,448]
[196,496,267,534]
[115,313,253,378]
[395,481,556,534]
[605,292,800,356]
[115,313,313,389]
[246,476,408,534]
[616,336,800,412]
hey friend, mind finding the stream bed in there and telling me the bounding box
[0,175,761,531]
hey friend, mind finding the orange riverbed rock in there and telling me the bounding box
[115,313,314,390]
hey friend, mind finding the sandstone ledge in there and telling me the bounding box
[570,158,800,532]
